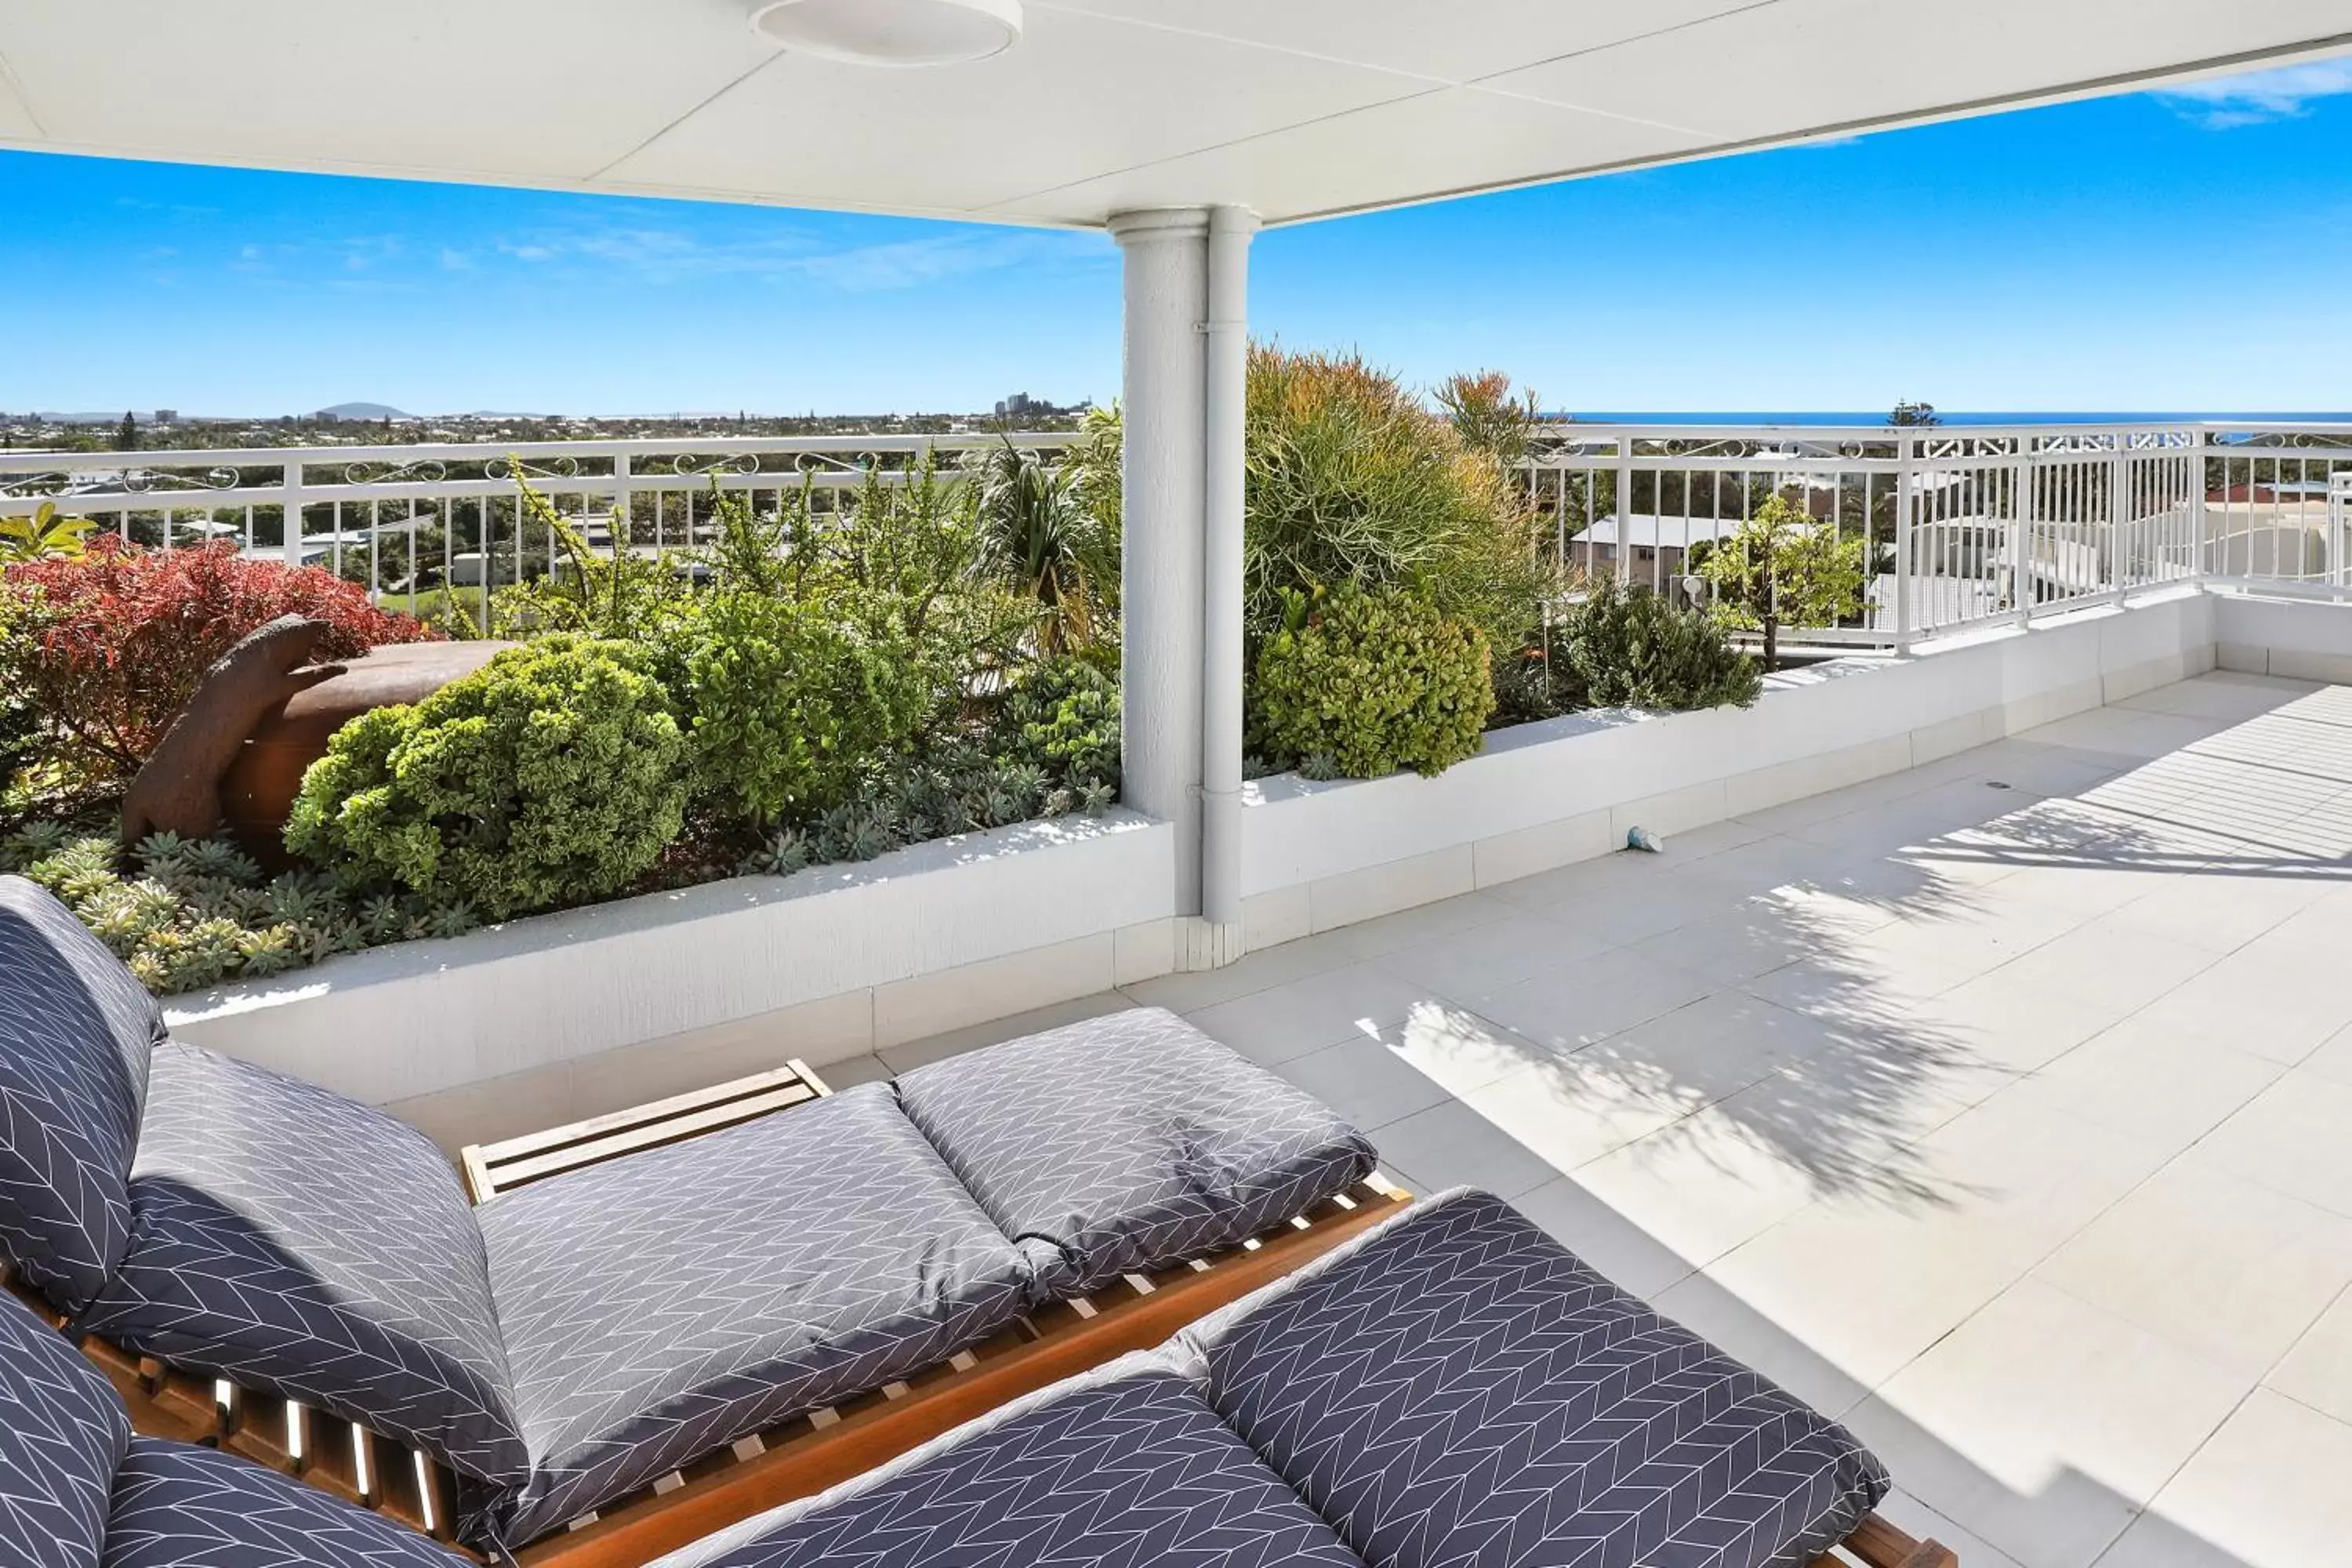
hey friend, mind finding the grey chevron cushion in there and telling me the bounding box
[1179,1189,1889,1568]
[478,1082,1033,1548]
[896,1007,1377,1298]
[0,877,163,1312]
[0,1289,129,1568]
[644,1363,1371,1568]
[102,1437,471,1568]
[75,1041,526,1492]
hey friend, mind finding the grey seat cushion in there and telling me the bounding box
[478,1082,1034,1548]
[74,1041,525,1494]
[896,1007,1377,1298]
[102,1437,470,1568]
[0,877,162,1312]
[1179,1190,1889,1568]
[0,1290,130,1568]
[645,1362,1371,1568]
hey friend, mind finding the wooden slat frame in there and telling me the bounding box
[1814,1514,1961,1568]
[461,1059,833,1202]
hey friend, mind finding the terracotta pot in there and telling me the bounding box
[222,641,517,865]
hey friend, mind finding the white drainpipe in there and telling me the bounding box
[1200,206,1256,939]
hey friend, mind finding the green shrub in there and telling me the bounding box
[1250,583,1494,779]
[286,635,687,920]
[1500,580,1762,720]
[660,591,927,827]
[994,654,1120,800]
[1244,347,1555,647]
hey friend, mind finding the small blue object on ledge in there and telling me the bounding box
[1625,826,1664,854]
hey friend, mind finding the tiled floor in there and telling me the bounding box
[862,670,2352,1568]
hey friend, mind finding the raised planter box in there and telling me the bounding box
[165,588,2227,1135]
[166,809,1178,1109]
[1235,588,2219,946]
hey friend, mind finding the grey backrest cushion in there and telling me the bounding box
[477,1082,1033,1549]
[1179,1189,1889,1568]
[641,1360,1371,1568]
[74,1040,527,1492]
[0,877,162,1312]
[0,1289,129,1568]
[103,1437,471,1568]
[896,1007,1377,1298]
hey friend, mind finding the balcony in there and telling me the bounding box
[9,5,2352,1566]
[11,421,2352,1566]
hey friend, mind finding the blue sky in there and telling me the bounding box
[4,59,2350,417]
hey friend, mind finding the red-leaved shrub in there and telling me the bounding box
[2,535,438,773]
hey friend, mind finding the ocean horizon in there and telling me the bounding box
[1562,411,2352,426]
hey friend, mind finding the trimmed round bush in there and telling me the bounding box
[1250,583,1494,779]
[285,635,688,920]
[994,654,1120,798]
[660,591,927,827]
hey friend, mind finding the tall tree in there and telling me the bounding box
[114,411,139,452]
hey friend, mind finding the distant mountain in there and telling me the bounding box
[316,401,408,420]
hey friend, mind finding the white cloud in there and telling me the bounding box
[2157,59,2352,128]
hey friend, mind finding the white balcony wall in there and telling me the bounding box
[168,811,1178,1107]
[1234,589,2219,948]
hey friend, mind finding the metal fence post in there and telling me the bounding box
[1893,431,1915,646]
[2107,441,2128,605]
[2012,447,2032,627]
[281,460,303,567]
[2190,430,2210,584]
[1613,436,1633,587]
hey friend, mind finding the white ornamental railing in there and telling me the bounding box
[1515,420,2352,644]
[5,421,2352,646]
[0,431,1072,632]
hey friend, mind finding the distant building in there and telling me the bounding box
[994,392,1047,420]
[153,408,179,424]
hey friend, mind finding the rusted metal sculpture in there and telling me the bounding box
[220,638,512,862]
[121,616,343,844]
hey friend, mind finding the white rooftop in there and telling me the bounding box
[2,2,2348,226]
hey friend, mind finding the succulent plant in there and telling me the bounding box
[183,838,263,885]
[132,830,192,874]
[739,828,816,878]
[1,819,75,871]
[425,902,479,940]
[838,807,900,863]
[358,893,408,941]
[1299,751,1343,782]
[1079,779,1116,815]
[234,926,299,977]
[265,872,342,927]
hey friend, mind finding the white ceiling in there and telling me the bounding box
[1,1,2347,227]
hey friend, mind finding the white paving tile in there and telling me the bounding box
[1183,962,1443,1067]
[2101,1390,2352,1568]
[1853,1280,2253,1568]
[2033,1163,2352,1379]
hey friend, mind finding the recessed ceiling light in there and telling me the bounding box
[747,0,1022,67]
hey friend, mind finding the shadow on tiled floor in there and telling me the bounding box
[880,670,2352,1568]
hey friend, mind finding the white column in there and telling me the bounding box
[1200,208,1257,936]
[1110,209,1211,918]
